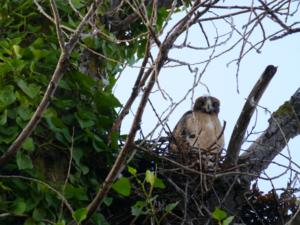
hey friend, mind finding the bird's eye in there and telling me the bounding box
[213,102,219,107]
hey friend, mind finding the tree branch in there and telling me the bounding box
[224,65,277,167]
[109,35,152,137]
[50,0,66,51]
[79,1,220,223]
[239,88,300,181]
[207,88,300,219]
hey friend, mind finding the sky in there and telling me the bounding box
[113,5,300,192]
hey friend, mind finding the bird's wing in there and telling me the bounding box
[170,111,195,153]
[172,110,193,138]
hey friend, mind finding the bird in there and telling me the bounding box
[169,96,225,174]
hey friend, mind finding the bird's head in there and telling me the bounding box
[193,96,220,114]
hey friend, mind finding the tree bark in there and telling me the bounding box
[207,88,300,223]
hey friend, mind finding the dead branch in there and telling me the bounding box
[224,65,277,168]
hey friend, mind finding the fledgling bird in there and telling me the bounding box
[169,96,224,173]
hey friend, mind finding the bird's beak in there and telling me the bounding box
[205,99,213,112]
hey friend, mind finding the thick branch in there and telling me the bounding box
[239,88,300,180]
[224,65,277,167]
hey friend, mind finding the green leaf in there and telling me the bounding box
[73,71,96,91]
[223,216,234,225]
[72,208,88,224]
[103,197,113,207]
[32,208,46,221]
[53,99,76,109]
[131,201,147,216]
[165,201,179,213]
[73,148,83,166]
[13,44,22,59]
[24,218,37,225]
[46,116,66,131]
[21,137,35,151]
[55,221,66,225]
[92,135,107,152]
[17,79,40,99]
[0,109,7,125]
[94,92,122,115]
[15,91,30,107]
[128,166,137,176]
[154,177,165,189]
[12,198,26,215]
[80,164,89,175]
[212,208,228,221]
[30,48,48,60]
[16,152,33,170]
[71,0,84,9]
[43,108,57,118]
[0,126,19,144]
[75,109,97,129]
[92,213,109,225]
[17,107,32,121]
[112,177,131,197]
[75,112,95,129]
[145,170,155,186]
[0,85,16,107]
[65,184,88,201]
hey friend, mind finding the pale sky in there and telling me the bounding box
[114,7,300,192]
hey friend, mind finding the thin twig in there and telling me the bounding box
[110,35,152,137]
[0,175,74,214]
[50,0,66,51]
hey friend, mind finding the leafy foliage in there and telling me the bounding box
[2,1,296,225]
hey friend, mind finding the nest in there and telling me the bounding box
[105,137,299,225]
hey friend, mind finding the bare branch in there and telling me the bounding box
[270,27,300,40]
[50,0,66,51]
[224,65,277,167]
[110,35,152,137]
